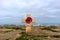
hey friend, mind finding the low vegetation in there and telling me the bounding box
[40,25,58,32]
[0,25,60,40]
[0,25,25,30]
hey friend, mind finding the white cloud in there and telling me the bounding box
[45,15,57,18]
[0,0,60,24]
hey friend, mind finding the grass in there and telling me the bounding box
[4,27,25,30]
[3,30,13,33]
[52,35,60,38]
[40,26,57,32]
[0,25,60,40]
[6,39,9,40]
[16,32,38,40]
[16,32,29,40]
[10,26,60,40]
[16,31,49,40]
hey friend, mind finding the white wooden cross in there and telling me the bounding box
[22,14,35,33]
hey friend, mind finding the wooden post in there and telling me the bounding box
[22,14,35,33]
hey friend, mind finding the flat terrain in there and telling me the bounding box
[0,25,60,40]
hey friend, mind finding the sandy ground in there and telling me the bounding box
[0,26,60,40]
[0,29,21,40]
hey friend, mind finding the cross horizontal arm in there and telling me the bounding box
[21,18,26,22]
[32,19,35,22]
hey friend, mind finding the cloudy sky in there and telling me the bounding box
[0,0,60,25]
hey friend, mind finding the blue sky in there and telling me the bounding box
[0,0,60,25]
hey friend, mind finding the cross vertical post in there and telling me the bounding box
[22,14,35,33]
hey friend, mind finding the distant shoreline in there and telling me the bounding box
[0,23,60,26]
